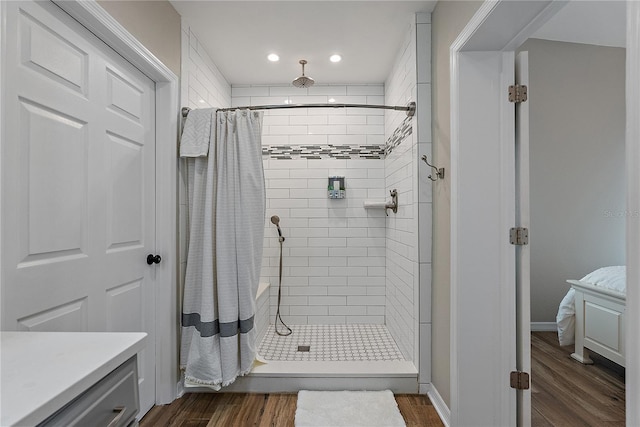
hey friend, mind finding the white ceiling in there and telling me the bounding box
[532,1,626,48]
[170,1,625,87]
[169,1,436,85]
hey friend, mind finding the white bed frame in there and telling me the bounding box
[567,280,626,367]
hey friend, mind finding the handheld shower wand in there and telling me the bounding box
[271,215,285,242]
[270,215,292,336]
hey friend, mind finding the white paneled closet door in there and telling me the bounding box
[1,0,157,415]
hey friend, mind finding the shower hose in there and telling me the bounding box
[275,234,292,336]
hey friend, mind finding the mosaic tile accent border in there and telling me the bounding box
[262,117,413,160]
[258,324,405,362]
[262,144,384,160]
[385,116,413,156]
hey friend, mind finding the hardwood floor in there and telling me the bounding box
[141,332,622,426]
[140,393,443,427]
[531,331,625,426]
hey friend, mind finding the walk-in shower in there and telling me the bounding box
[229,82,422,393]
[179,11,432,392]
[180,92,425,392]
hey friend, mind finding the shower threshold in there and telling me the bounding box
[213,359,418,394]
[220,324,418,393]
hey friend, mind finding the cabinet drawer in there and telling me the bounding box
[39,356,139,427]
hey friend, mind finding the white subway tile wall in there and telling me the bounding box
[256,284,270,345]
[383,13,432,370]
[233,84,389,327]
[384,17,417,363]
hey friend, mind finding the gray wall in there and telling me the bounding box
[431,0,482,407]
[520,39,626,322]
[97,1,181,76]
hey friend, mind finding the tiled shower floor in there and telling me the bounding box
[258,324,405,362]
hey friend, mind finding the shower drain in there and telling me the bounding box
[297,345,311,352]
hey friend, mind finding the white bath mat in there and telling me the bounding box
[295,390,406,427]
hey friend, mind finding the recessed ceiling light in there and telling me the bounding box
[267,53,280,62]
[329,54,342,63]
[328,98,336,103]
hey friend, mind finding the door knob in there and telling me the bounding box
[147,254,161,265]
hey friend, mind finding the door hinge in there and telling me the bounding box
[508,84,528,103]
[510,371,530,390]
[509,227,529,245]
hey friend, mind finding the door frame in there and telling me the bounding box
[50,1,179,405]
[451,0,639,425]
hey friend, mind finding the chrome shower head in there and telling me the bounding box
[292,60,314,88]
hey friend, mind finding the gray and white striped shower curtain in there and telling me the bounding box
[180,109,265,389]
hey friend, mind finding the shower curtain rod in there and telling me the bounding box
[181,101,416,118]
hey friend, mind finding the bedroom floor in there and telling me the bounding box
[531,331,625,426]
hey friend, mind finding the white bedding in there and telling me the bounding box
[556,266,625,346]
[557,288,577,346]
[579,265,626,294]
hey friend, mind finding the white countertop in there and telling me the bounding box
[1,331,146,426]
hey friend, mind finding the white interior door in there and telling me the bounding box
[451,50,517,426]
[1,0,157,415]
[515,51,532,427]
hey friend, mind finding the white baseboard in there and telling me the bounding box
[425,383,450,427]
[531,322,557,331]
